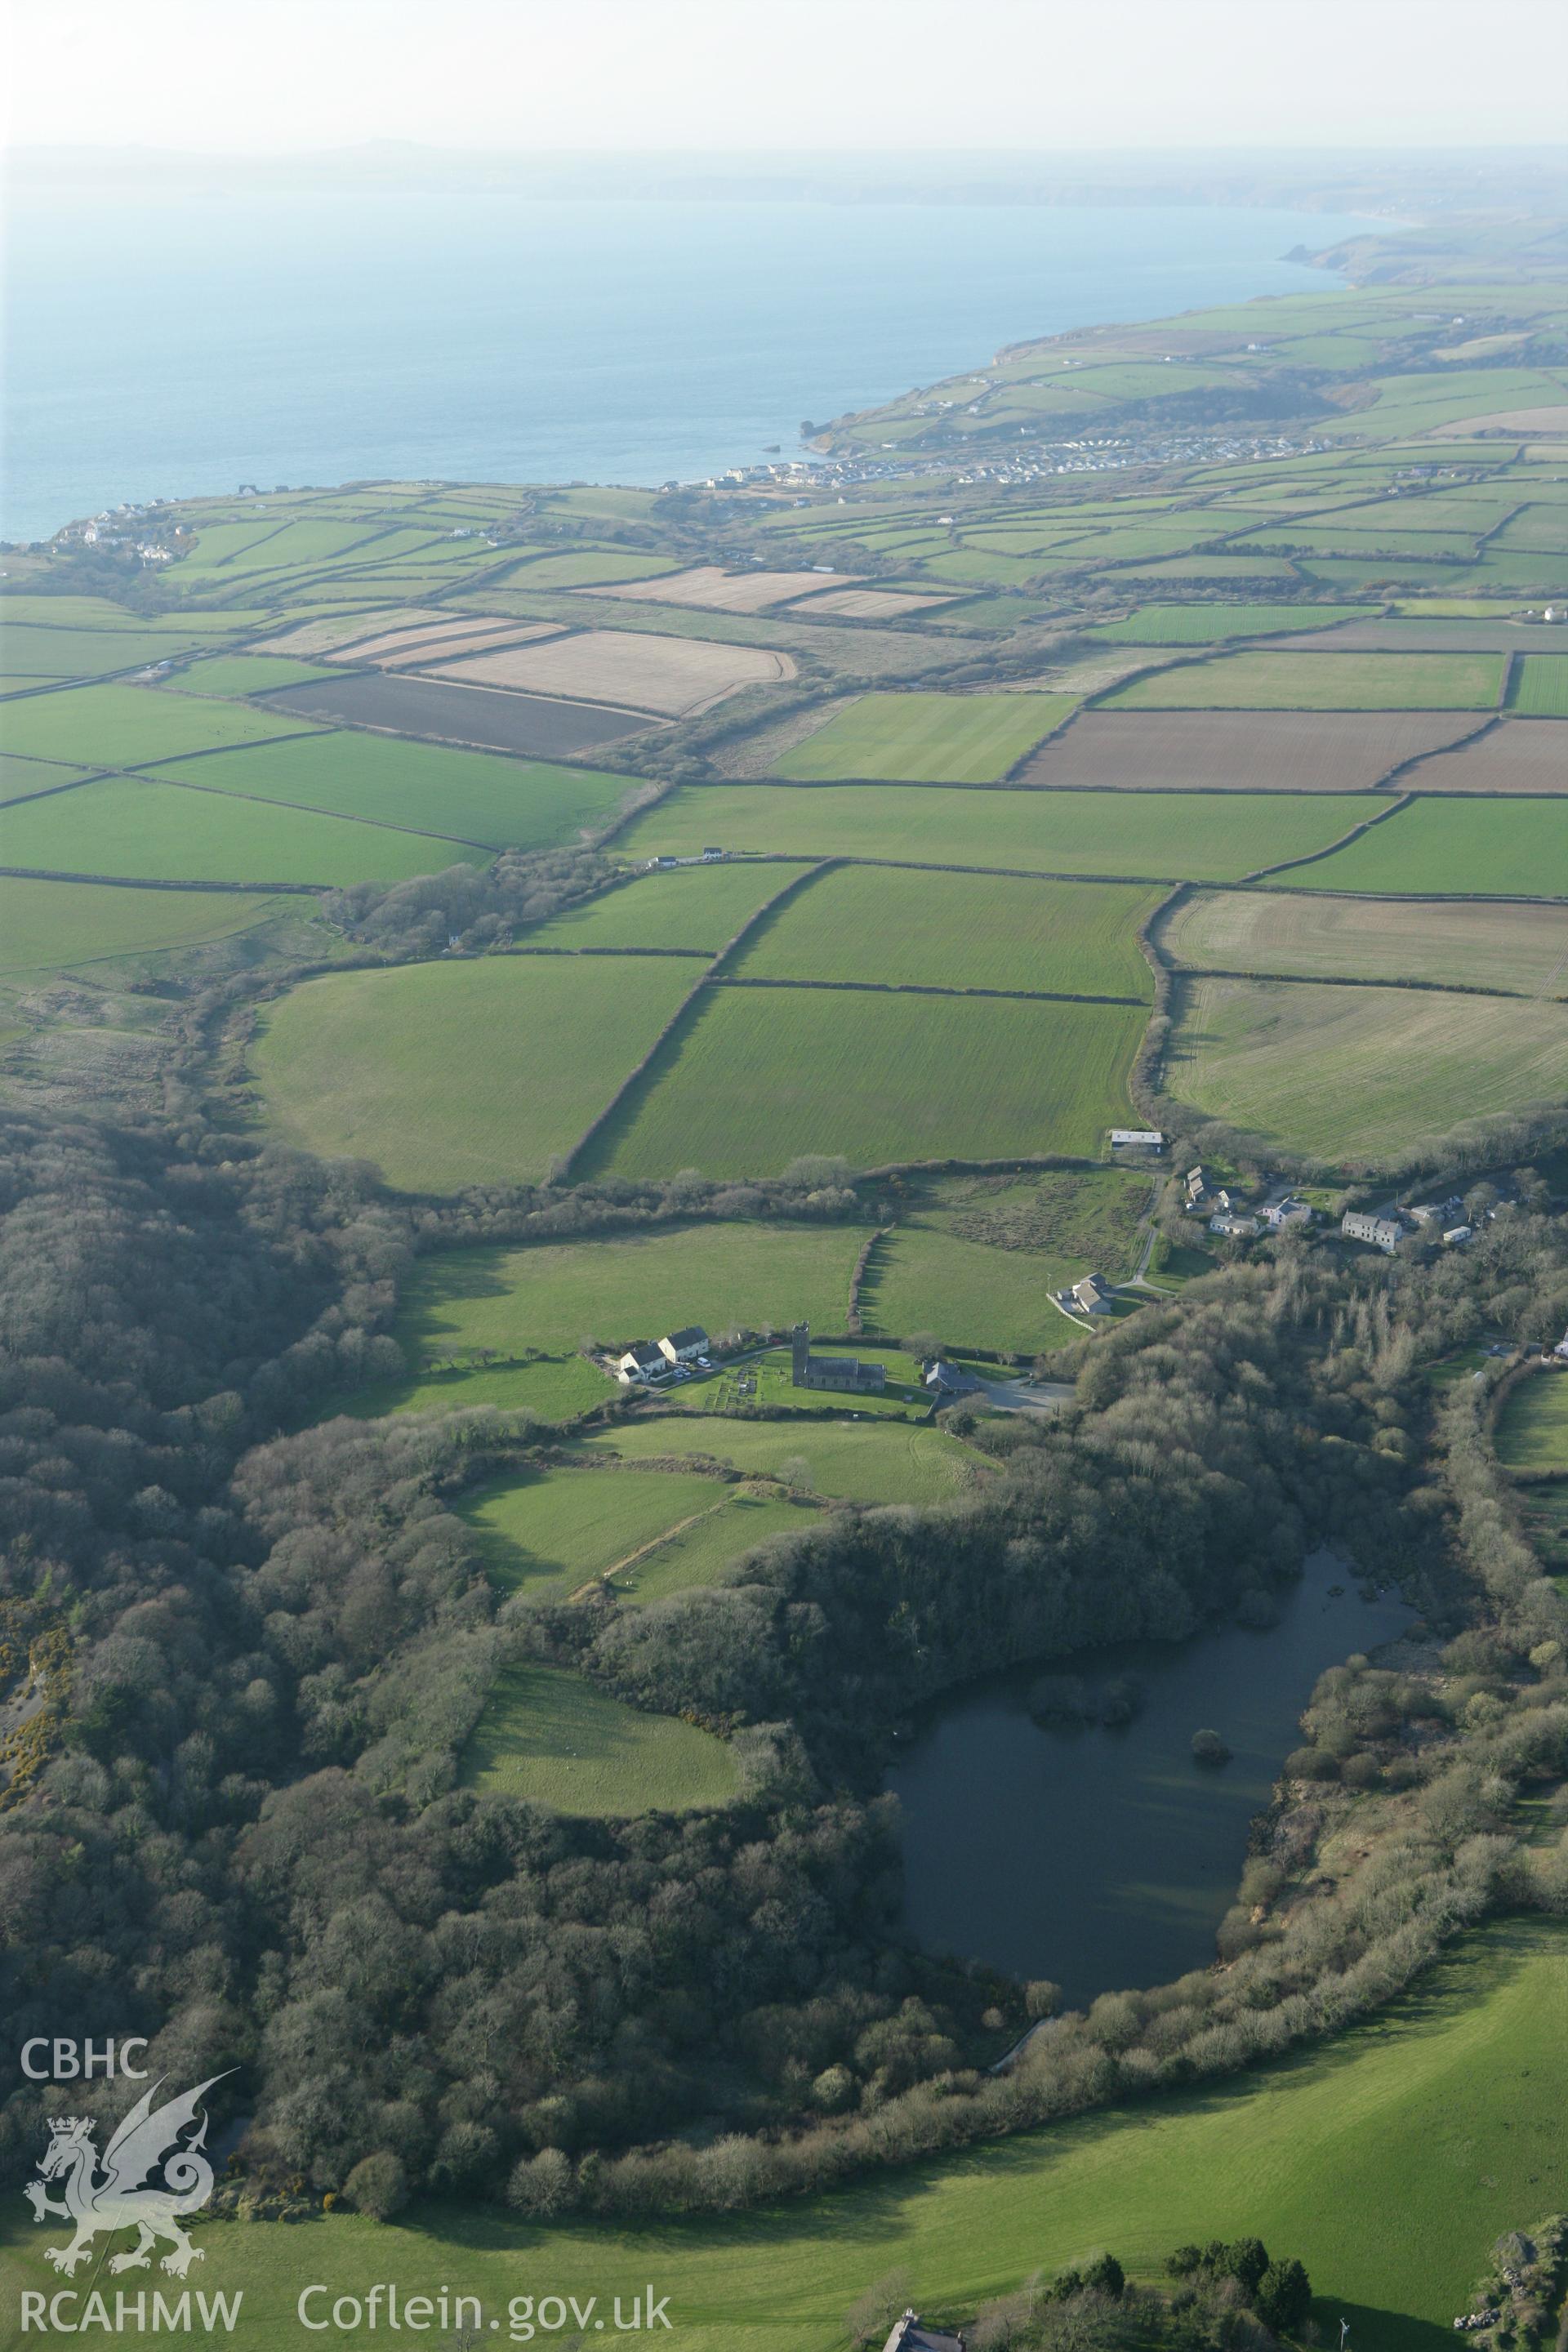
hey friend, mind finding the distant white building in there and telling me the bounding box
[1443,1225,1473,1247]
[616,1341,668,1383]
[1110,1129,1165,1152]
[1210,1211,1260,1239]
[1262,1197,1313,1230]
[1342,1211,1403,1254]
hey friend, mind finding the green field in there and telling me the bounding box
[585,987,1146,1178]
[459,1464,728,1595]
[1088,604,1361,644]
[1507,654,1568,716]
[0,873,290,976]
[341,1352,618,1424]
[730,868,1157,997]
[774,692,1079,782]
[1284,797,1568,898]
[167,653,342,696]
[0,679,318,765]
[0,753,97,800]
[862,1223,1135,1354]
[523,862,818,951]
[581,1413,985,1504]
[461,1662,737,1815]
[1102,650,1506,710]
[1163,888,1568,995]
[0,623,211,677]
[0,775,479,886]
[1168,974,1568,1161]
[1494,1370,1568,1470]
[6,1919,1555,2350]
[381,1223,866,1365]
[608,1490,817,1605]
[254,956,699,1190]
[620,785,1368,881]
[143,732,633,851]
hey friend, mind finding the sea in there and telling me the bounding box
[0,193,1379,543]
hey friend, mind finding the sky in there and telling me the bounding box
[7,0,1568,155]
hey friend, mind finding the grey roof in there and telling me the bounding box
[662,1326,708,1349]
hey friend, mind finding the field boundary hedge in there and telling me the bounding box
[710,975,1147,1008]
[1239,791,1414,884]
[561,861,832,1178]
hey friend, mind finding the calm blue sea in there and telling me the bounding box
[1,194,1377,542]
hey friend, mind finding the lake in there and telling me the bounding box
[1,194,1379,541]
[888,1551,1413,2007]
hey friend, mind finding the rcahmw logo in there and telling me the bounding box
[20,2064,243,2334]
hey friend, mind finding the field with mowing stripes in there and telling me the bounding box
[1284,797,1568,898]
[1507,654,1568,715]
[253,954,698,1189]
[1400,719,1568,791]
[143,732,633,850]
[620,785,1368,879]
[584,987,1145,1177]
[0,774,479,885]
[730,866,1156,996]
[1167,973,1568,1160]
[521,861,817,951]
[775,691,1077,781]
[0,679,320,764]
[0,874,292,976]
[1102,649,1506,710]
[461,1662,737,1815]
[1494,1370,1568,1471]
[1163,888,1568,994]
[384,1223,865,1364]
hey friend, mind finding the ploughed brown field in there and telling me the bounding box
[261,670,657,756]
[422,627,796,715]
[786,586,959,618]
[1396,719,1568,792]
[576,564,853,614]
[1431,405,1568,435]
[1014,708,1487,792]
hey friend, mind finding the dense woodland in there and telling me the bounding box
[2,1046,1566,2218]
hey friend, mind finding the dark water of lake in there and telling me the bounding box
[888,1552,1414,2007]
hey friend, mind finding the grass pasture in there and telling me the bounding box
[728,867,1157,996]
[1284,797,1568,898]
[383,1223,866,1365]
[253,955,699,1190]
[1494,1370,1568,1472]
[609,1490,815,1605]
[0,754,96,800]
[341,1352,617,1425]
[1087,604,1361,644]
[145,732,633,851]
[582,1414,984,1505]
[1162,888,1568,995]
[619,785,1370,880]
[0,775,478,886]
[1167,973,1568,1160]
[461,1662,737,1815]
[168,653,342,697]
[1507,655,1568,716]
[0,679,319,766]
[1019,710,1481,794]
[5,1919,1559,2351]
[521,861,818,951]
[459,1464,726,1596]
[1102,649,1506,710]
[774,691,1077,782]
[0,874,290,977]
[584,987,1145,1178]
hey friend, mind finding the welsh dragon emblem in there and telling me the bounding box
[24,2074,230,2278]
